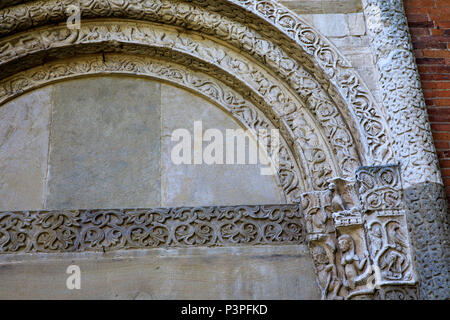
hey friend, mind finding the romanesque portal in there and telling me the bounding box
[0,0,447,299]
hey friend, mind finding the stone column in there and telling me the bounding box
[362,0,449,299]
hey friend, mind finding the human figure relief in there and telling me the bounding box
[42,28,78,48]
[378,222,409,280]
[311,245,342,300]
[380,249,407,280]
[338,234,368,290]
[302,194,327,234]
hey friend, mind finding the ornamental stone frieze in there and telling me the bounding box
[0,205,306,253]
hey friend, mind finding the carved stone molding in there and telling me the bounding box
[0,0,31,10]
[303,179,374,300]
[0,177,418,300]
[363,0,440,186]
[356,165,417,294]
[404,183,450,299]
[356,165,403,213]
[0,15,374,192]
[0,204,305,253]
[0,20,364,187]
[304,165,424,300]
[0,166,431,300]
[375,285,419,300]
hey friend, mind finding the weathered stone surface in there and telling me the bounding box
[299,12,365,37]
[46,77,161,209]
[0,245,320,299]
[280,0,362,14]
[293,11,377,100]
[363,0,448,299]
[296,11,378,101]
[0,205,306,253]
[161,84,284,207]
[0,88,51,211]
[309,14,350,37]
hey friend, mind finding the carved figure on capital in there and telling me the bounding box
[337,234,370,291]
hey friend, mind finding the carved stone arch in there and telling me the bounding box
[0,20,365,190]
[0,0,392,168]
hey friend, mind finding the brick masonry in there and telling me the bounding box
[405,0,450,202]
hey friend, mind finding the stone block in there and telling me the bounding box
[280,0,362,14]
[0,88,51,211]
[46,77,161,210]
[347,12,366,36]
[312,14,350,37]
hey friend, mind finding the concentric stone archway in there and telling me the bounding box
[0,20,365,192]
[0,0,447,300]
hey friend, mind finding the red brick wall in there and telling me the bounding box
[404,0,450,201]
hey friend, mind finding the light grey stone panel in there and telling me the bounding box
[280,0,362,14]
[46,76,161,209]
[0,87,51,211]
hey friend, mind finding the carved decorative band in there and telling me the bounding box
[0,204,305,254]
[356,165,403,212]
